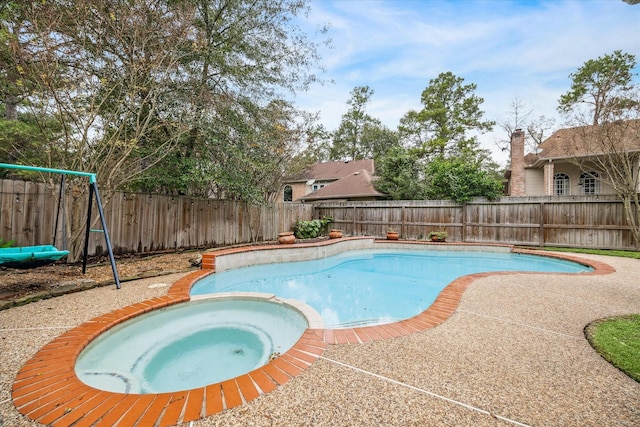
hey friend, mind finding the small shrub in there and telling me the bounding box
[427,230,448,240]
[294,216,333,239]
[0,238,16,248]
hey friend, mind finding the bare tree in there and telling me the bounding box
[15,1,193,259]
[496,97,532,154]
[559,51,640,247]
[526,115,556,152]
[496,98,555,158]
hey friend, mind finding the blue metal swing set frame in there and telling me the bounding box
[0,163,121,289]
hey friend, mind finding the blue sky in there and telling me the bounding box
[293,0,640,165]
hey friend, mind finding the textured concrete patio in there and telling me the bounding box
[1,249,639,426]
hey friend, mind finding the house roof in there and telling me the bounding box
[527,120,640,167]
[298,169,386,201]
[287,159,375,182]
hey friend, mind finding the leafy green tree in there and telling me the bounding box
[558,51,640,247]
[331,86,398,160]
[383,71,499,201]
[130,0,327,200]
[0,1,58,174]
[1,0,327,257]
[301,123,333,163]
[2,0,325,194]
[374,147,427,200]
[399,71,494,159]
[0,106,60,176]
[425,155,503,203]
[558,50,637,126]
[362,124,400,160]
[0,1,28,122]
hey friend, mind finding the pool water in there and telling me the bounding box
[75,298,308,393]
[191,249,592,328]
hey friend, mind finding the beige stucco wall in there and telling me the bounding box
[526,161,617,196]
[524,169,545,196]
[286,182,308,202]
[552,163,616,195]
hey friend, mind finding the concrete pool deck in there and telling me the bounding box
[1,240,639,426]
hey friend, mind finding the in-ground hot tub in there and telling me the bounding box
[75,295,316,394]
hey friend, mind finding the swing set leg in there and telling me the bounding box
[83,183,121,289]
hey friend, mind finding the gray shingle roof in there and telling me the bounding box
[528,120,640,166]
[287,159,375,182]
[299,169,386,201]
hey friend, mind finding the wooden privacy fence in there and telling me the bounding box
[314,196,638,250]
[3,177,637,257]
[0,178,312,260]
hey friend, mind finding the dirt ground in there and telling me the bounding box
[0,250,201,303]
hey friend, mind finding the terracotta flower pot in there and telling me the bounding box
[277,231,295,244]
[329,229,343,239]
[386,231,399,240]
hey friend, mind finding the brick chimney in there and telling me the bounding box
[509,129,526,197]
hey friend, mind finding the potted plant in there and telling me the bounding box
[277,231,296,244]
[386,230,399,240]
[329,229,343,239]
[427,229,448,242]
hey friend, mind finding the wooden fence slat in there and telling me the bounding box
[12,180,26,244]
[1,180,14,243]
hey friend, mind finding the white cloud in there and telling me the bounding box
[294,0,640,166]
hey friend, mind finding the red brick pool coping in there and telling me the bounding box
[12,239,615,426]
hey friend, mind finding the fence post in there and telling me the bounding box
[539,201,545,247]
[462,202,467,243]
[352,205,357,236]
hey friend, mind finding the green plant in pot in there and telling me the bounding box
[427,230,448,242]
[294,216,333,239]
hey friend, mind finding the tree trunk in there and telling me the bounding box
[622,195,640,250]
[5,94,18,120]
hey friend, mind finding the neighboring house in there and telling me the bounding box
[505,124,640,197]
[282,159,387,202]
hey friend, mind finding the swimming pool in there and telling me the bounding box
[14,240,610,427]
[191,248,592,328]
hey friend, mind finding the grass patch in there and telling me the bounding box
[537,247,640,259]
[585,315,640,383]
[549,246,640,382]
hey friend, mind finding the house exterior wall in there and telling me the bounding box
[555,162,617,195]
[285,180,335,202]
[287,182,308,202]
[524,169,545,196]
[526,161,618,196]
